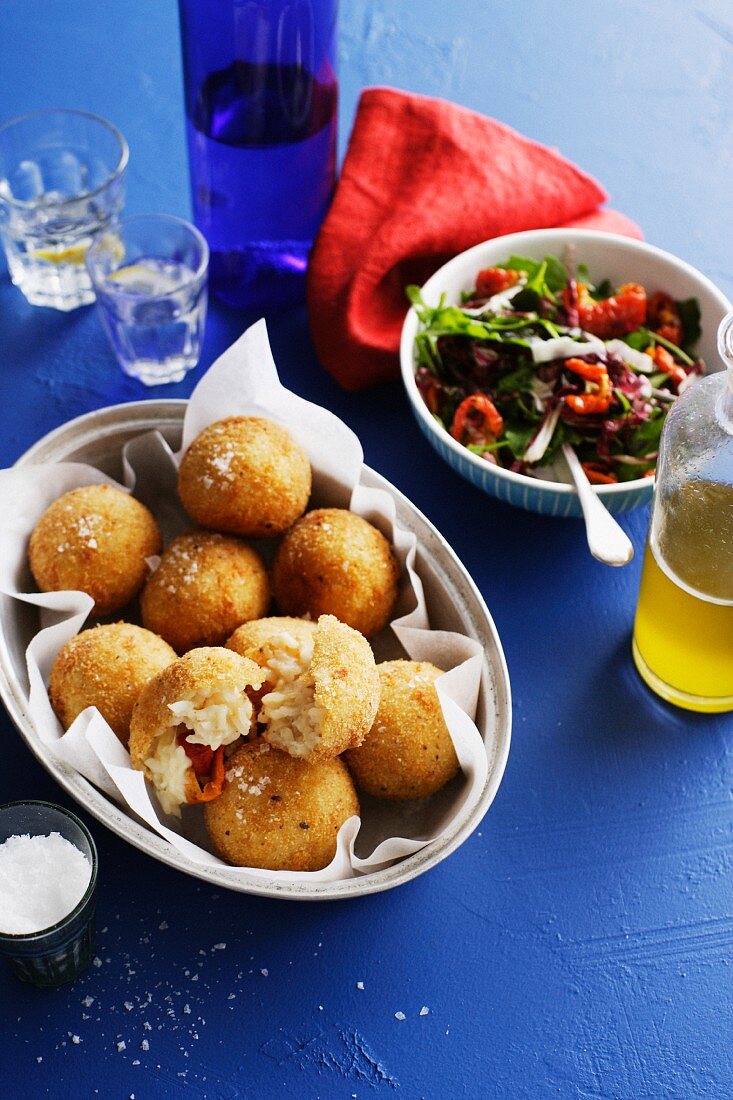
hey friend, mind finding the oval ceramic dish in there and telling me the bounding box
[0,401,511,901]
[400,228,731,517]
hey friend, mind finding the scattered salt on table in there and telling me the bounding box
[0,832,91,934]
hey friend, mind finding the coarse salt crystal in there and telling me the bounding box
[117,1041,126,1052]
[394,1011,406,1021]
[141,1039,150,1051]
[420,1006,429,1016]
[356,981,364,990]
[0,833,91,934]
[260,968,268,977]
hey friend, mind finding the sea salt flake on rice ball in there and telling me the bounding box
[140,531,270,653]
[271,508,399,637]
[177,416,312,538]
[345,660,460,800]
[29,484,162,616]
[204,741,359,871]
[49,622,176,748]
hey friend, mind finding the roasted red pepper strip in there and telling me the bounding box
[186,745,226,804]
[450,394,504,445]
[563,358,613,415]
[180,736,214,779]
[475,267,522,298]
[645,343,686,387]
[581,461,618,485]
[647,292,683,345]
[563,282,647,339]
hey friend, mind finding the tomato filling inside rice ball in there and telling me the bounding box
[143,680,260,815]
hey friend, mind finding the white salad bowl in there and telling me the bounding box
[399,228,731,516]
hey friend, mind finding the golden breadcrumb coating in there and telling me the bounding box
[178,416,311,537]
[49,623,176,747]
[345,660,459,800]
[141,531,270,654]
[29,484,161,615]
[271,508,399,637]
[204,741,359,871]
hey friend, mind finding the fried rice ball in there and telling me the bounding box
[271,508,399,637]
[140,531,270,654]
[204,741,359,871]
[345,660,460,800]
[29,484,162,615]
[49,623,176,748]
[178,416,311,538]
[228,613,378,761]
[226,616,317,665]
[129,647,265,817]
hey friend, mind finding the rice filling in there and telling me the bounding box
[144,729,190,816]
[167,683,254,749]
[258,631,325,757]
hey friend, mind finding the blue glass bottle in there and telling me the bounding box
[178,0,338,310]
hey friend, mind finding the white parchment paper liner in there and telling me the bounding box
[0,320,491,882]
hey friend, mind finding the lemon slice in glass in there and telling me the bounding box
[31,242,90,265]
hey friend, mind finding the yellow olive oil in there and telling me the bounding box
[633,483,733,712]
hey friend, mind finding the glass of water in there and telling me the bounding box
[86,214,209,386]
[0,109,128,310]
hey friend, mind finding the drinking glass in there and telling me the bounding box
[86,213,209,386]
[0,801,98,988]
[0,109,128,310]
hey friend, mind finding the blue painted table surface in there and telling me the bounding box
[1,2,732,1097]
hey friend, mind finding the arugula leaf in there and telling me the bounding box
[616,462,653,482]
[542,420,582,465]
[675,297,701,349]
[626,413,665,455]
[622,321,695,367]
[406,284,426,308]
[592,278,614,301]
[622,327,653,352]
[504,255,541,280]
[503,424,536,459]
[467,441,504,456]
[503,254,568,293]
[576,263,612,299]
[543,255,569,293]
[495,363,536,395]
[502,254,568,304]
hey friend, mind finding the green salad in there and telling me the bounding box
[409,254,704,483]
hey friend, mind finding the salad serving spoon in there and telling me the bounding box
[562,444,634,567]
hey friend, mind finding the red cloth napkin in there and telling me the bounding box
[307,87,642,392]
